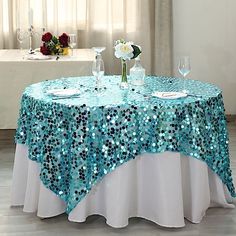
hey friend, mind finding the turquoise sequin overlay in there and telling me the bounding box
[15,76,236,213]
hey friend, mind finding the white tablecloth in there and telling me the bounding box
[0,49,94,129]
[11,144,234,228]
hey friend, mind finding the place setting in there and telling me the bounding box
[132,56,203,100]
[45,46,108,101]
[46,88,81,100]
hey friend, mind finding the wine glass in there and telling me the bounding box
[178,56,191,93]
[17,29,27,54]
[68,34,77,56]
[92,47,106,92]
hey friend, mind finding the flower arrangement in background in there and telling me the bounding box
[114,39,141,88]
[40,32,69,56]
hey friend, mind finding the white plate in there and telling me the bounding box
[47,88,80,97]
[152,91,187,99]
[25,53,52,60]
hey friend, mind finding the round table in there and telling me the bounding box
[12,76,235,228]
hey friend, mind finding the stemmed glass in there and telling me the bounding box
[68,34,77,57]
[92,47,105,92]
[178,56,191,93]
[17,29,27,55]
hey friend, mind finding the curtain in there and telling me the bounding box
[0,0,16,48]
[0,0,172,75]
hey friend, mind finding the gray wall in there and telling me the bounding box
[173,0,236,114]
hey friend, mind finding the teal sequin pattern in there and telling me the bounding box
[15,76,236,213]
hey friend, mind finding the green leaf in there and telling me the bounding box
[131,45,141,59]
[52,36,59,44]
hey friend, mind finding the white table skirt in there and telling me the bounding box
[11,144,234,228]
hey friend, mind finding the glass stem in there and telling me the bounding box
[96,76,101,91]
[121,60,127,83]
[183,75,186,93]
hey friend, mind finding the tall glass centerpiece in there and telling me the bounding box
[114,39,141,89]
[92,47,105,91]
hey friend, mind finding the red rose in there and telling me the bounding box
[42,32,52,42]
[59,33,69,47]
[40,44,50,55]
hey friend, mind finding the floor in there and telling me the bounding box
[0,122,236,236]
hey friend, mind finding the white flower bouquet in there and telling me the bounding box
[114,39,141,61]
[114,39,141,88]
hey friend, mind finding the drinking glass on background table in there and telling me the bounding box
[68,34,77,56]
[17,29,27,54]
[178,56,191,93]
[92,47,105,92]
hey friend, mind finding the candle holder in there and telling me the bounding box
[28,25,45,54]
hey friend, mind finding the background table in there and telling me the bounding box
[0,49,94,129]
[11,76,235,228]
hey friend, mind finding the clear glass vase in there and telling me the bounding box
[130,56,145,86]
[120,59,129,89]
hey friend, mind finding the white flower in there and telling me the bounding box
[114,42,134,60]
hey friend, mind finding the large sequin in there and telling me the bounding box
[15,76,236,213]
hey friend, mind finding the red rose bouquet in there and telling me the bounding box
[40,32,69,56]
